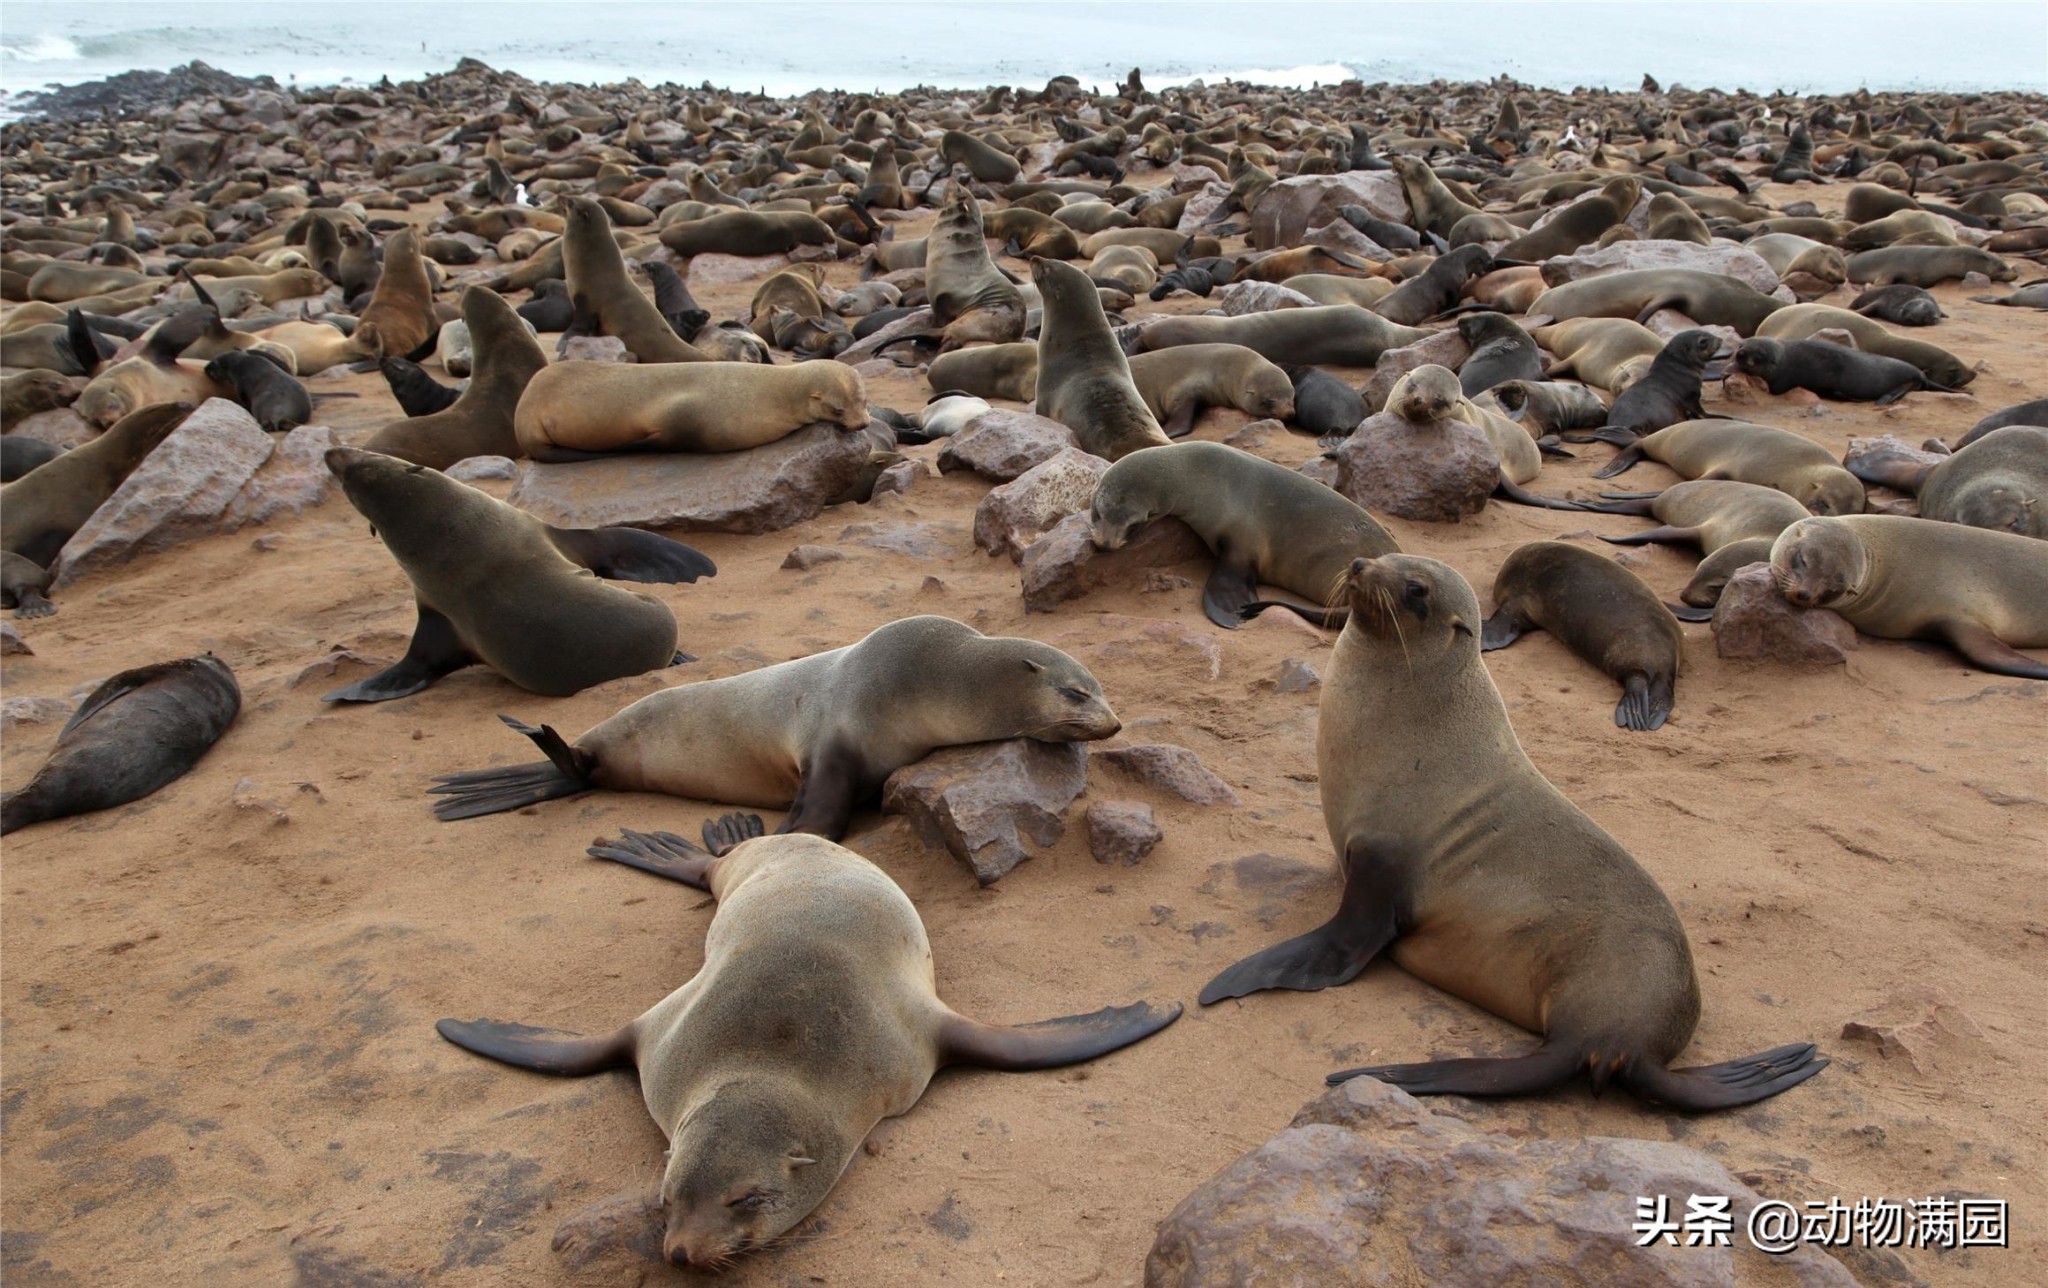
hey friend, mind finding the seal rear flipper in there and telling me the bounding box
[1201,551,1258,629]
[1494,476,1586,511]
[1621,1042,1827,1111]
[1937,620,2048,680]
[588,828,719,889]
[701,811,765,855]
[324,606,473,702]
[1479,607,1531,652]
[1161,398,1200,439]
[547,525,717,584]
[1592,443,1649,479]
[1843,449,1935,494]
[429,714,598,821]
[64,309,113,373]
[1199,834,1409,1004]
[1326,1044,1580,1096]
[1598,523,1697,546]
[1615,673,1674,732]
[435,1019,636,1077]
[1536,436,1574,459]
[937,999,1182,1072]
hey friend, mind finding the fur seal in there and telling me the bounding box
[365,287,548,467]
[1595,419,1866,515]
[1131,305,1426,368]
[1454,312,1541,396]
[1732,336,1945,404]
[1955,399,2048,450]
[657,210,838,259]
[1030,257,1170,460]
[380,357,462,417]
[925,190,1026,350]
[563,198,707,363]
[427,615,1123,833]
[1481,541,1685,731]
[1369,245,1491,326]
[1490,380,1607,436]
[1589,329,1719,439]
[73,309,232,428]
[1755,304,1973,388]
[1,437,64,484]
[513,360,867,461]
[1770,515,2048,678]
[1971,282,2048,310]
[1280,273,1396,308]
[1846,426,2048,538]
[350,227,439,362]
[322,447,709,702]
[0,654,241,835]
[1588,479,1811,565]
[2,402,192,595]
[1126,345,1295,436]
[1534,318,1663,392]
[1495,177,1641,261]
[1090,440,1398,626]
[1846,245,2015,288]
[1287,365,1366,441]
[1201,553,1826,1109]
[925,343,1037,403]
[2,370,82,429]
[438,815,1177,1269]
[1528,269,1785,337]
[203,350,310,432]
[1849,283,1943,326]
[1391,156,1484,239]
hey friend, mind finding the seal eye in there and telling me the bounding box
[728,1191,774,1211]
[1057,685,1089,704]
[1404,581,1428,602]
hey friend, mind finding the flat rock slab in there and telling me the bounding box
[1540,240,1784,296]
[1020,513,1208,612]
[686,253,790,286]
[1146,1075,1861,1287]
[881,739,1089,885]
[1092,743,1239,805]
[507,424,871,535]
[1249,172,1411,250]
[938,410,1080,482]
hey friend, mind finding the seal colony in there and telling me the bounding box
[2,53,2044,1287]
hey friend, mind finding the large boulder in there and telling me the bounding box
[507,424,871,534]
[1249,173,1411,250]
[223,424,334,529]
[881,739,1089,885]
[1361,331,1474,414]
[973,447,1109,560]
[1146,1076,1862,1288]
[938,410,1080,482]
[1217,281,1316,315]
[1711,563,1857,664]
[835,307,935,364]
[1318,411,1498,522]
[1539,241,1784,296]
[1019,512,1207,612]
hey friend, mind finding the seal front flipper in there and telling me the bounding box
[1937,620,2048,680]
[429,714,597,820]
[780,741,867,839]
[1615,672,1674,732]
[937,999,1182,1071]
[589,828,719,889]
[701,811,765,855]
[1326,1044,1579,1096]
[1622,1042,1828,1111]
[324,606,473,702]
[546,525,717,584]
[1667,603,1716,623]
[1479,605,1532,651]
[1201,548,1259,629]
[1198,836,1410,1004]
[435,1019,636,1077]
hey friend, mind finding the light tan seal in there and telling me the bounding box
[1030,257,1170,460]
[438,815,1179,1269]
[562,197,708,363]
[1596,419,1866,515]
[1533,317,1664,393]
[1201,553,1828,1109]
[349,227,439,361]
[1770,514,2048,678]
[512,359,867,461]
[1846,426,2048,539]
[429,615,1124,835]
[363,286,548,468]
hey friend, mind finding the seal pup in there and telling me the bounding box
[1030,257,1169,460]
[439,815,1179,1269]
[1732,337,1947,404]
[380,357,463,417]
[1367,244,1492,326]
[1090,441,1398,627]
[1584,329,1719,440]
[203,350,310,432]
[1771,515,2048,678]
[1848,283,1943,326]
[1,438,64,485]
[1201,553,1827,1110]
[1481,542,1685,731]
[365,287,548,468]
[563,197,708,363]
[322,448,708,702]
[1454,312,1541,396]
[428,615,1122,835]
[0,654,240,835]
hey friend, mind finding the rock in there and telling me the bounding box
[556,336,635,363]
[1275,658,1320,692]
[8,408,94,449]
[51,399,276,589]
[1838,985,1992,1075]
[1844,436,1945,489]
[1644,314,1741,356]
[507,424,871,534]
[1223,419,1284,452]
[223,423,333,528]
[851,359,898,380]
[1712,563,1857,663]
[230,777,289,824]
[937,409,1080,481]
[1092,743,1238,805]
[686,253,790,287]
[1087,801,1162,866]
[1248,172,1411,250]
[1319,410,1498,522]
[1020,513,1207,612]
[1,695,73,732]
[881,740,1089,885]
[781,544,844,571]
[1303,219,1394,262]
[0,621,30,655]
[1174,180,1233,232]
[1146,1076,1861,1288]
[1217,281,1316,315]
[437,319,473,376]
[871,457,927,498]
[289,648,381,688]
[1539,240,1782,295]
[446,455,519,482]
[835,307,935,364]
[973,448,1109,560]
[1718,372,1764,404]
[838,520,963,560]
[1360,331,1473,414]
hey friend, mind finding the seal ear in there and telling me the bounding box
[786,1153,817,1168]
[1021,658,1045,673]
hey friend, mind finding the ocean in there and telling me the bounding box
[2,0,2044,115]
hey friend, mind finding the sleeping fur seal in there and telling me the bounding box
[512,359,867,461]
[1845,427,2048,539]
[439,815,1177,1269]
[1755,304,1973,388]
[1528,269,1785,337]
[1131,305,1426,368]
[1595,419,1866,515]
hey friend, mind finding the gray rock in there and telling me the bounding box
[1275,658,1320,692]
[1087,801,1162,866]
[1361,331,1475,414]
[1539,241,1783,295]
[938,409,1080,482]
[1712,563,1857,664]
[835,307,935,364]
[51,399,276,589]
[1092,743,1239,805]
[437,318,473,376]
[973,447,1109,560]
[556,336,636,363]
[1319,411,1498,522]
[1,621,30,656]
[1020,512,1207,613]
[686,253,790,287]
[1249,172,1411,250]
[881,740,1089,885]
[1,695,73,732]
[8,408,94,449]
[1303,219,1394,262]
[838,520,964,560]
[1173,180,1233,233]
[507,424,871,535]
[781,544,844,571]
[1146,1076,1861,1288]
[1222,419,1285,453]
[871,457,928,498]
[223,423,333,528]
[446,455,519,482]
[1217,281,1316,315]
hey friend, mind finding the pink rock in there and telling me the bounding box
[1087,801,1162,866]
[557,336,636,363]
[1173,180,1233,233]
[1092,743,1239,805]
[780,545,844,571]
[938,409,1080,482]
[1248,172,1411,250]
[446,455,519,482]
[1538,241,1782,295]
[7,408,94,449]
[1223,419,1285,452]
[1303,218,1395,262]
[881,739,1089,885]
[871,457,928,498]
[1711,563,1856,663]
[1838,985,1991,1075]
[1020,513,1207,612]
[223,423,334,528]
[1,622,30,656]
[973,447,1110,560]
[1360,331,1473,414]
[1320,411,1497,522]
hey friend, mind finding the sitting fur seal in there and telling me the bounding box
[925,190,1026,350]
[1588,329,1719,439]
[1030,257,1170,460]
[1481,542,1685,731]
[439,814,1179,1269]
[512,359,867,461]
[1732,337,1946,404]
[1,654,240,835]
[1090,441,1398,627]
[322,447,710,702]
[1771,515,2048,678]
[428,615,1122,834]
[1201,553,1828,1109]
[1595,418,1866,515]
[563,198,707,363]
[1454,312,1542,396]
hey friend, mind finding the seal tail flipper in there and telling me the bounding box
[1326,1043,1580,1096]
[1615,673,1673,732]
[588,828,719,889]
[1494,475,1587,511]
[429,715,596,821]
[937,1000,1182,1071]
[1620,1042,1827,1110]
[546,525,718,584]
[1937,620,2048,680]
[435,1019,635,1076]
